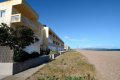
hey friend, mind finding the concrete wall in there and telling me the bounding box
[0,51,65,75]
[50,53,60,59]
[0,63,13,75]
[0,55,50,75]
[50,51,65,59]
[0,46,13,62]
[13,52,65,74]
[13,55,50,74]
[0,46,13,75]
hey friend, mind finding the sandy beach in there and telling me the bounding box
[80,50,120,80]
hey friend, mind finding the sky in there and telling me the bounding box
[1,0,120,49]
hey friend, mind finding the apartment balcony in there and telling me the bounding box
[13,0,39,21]
[11,14,21,23]
[11,13,38,31]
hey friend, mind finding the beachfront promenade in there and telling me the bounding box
[80,50,120,80]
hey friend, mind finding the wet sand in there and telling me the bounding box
[80,50,120,80]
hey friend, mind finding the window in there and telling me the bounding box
[0,10,5,17]
[53,41,56,44]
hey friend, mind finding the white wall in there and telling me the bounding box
[0,5,12,26]
[0,63,13,75]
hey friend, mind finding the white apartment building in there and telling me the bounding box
[0,0,43,54]
[43,26,64,51]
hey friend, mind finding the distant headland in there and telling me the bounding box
[81,48,120,51]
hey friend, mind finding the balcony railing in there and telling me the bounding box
[21,15,37,30]
[11,14,21,23]
[11,13,37,30]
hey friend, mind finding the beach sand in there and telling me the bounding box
[80,50,120,80]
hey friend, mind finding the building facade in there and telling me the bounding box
[43,26,64,51]
[0,0,44,75]
[64,45,70,51]
[0,0,43,54]
[0,0,65,75]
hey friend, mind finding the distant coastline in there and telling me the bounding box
[81,48,120,51]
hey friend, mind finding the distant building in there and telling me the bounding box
[64,45,70,51]
[43,26,64,51]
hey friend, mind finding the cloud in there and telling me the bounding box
[64,36,78,41]
[64,36,71,39]
[64,36,89,42]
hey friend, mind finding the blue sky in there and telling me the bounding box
[1,0,120,49]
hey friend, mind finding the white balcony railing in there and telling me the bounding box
[11,14,21,23]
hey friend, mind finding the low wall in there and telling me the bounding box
[0,63,13,75]
[0,51,65,75]
[0,46,14,75]
[59,51,65,55]
[50,51,65,59]
[0,46,13,62]
[13,55,50,74]
[50,53,60,59]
